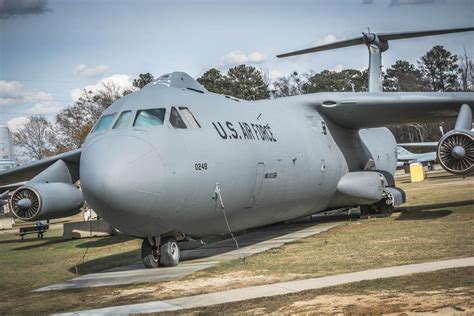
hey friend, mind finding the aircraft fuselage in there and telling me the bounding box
[80,83,397,238]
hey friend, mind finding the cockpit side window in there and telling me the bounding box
[179,107,201,128]
[113,111,131,129]
[133,108,166,127]
[92,113,117,133]
[169,107,187,129]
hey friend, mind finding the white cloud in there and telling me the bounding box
[333,64,344,72]
[0,81,23,98]
[73,64,109,78]
[27,103,64,115]
[71,74,133,101]
[269,70,283,80]
[220,51,267,68]
[321,34,337,44]
[7,116,29,133]
[0,80,53,106]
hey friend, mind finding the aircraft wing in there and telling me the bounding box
[315,92,473,129]
[0,149,81,189]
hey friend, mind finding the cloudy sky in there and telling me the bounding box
[1,0,473,129]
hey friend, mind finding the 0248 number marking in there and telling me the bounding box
[195,163,208,171]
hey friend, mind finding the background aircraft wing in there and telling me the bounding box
[0,149,81,189]
[398,142,438,147]
[315,92,473,129]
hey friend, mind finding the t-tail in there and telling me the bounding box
[277,27,474,93]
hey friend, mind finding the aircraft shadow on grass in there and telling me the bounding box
[9,232,134,250]
[397,209,452,220]
[75,235,134,249]
[396,199,474,220]
[7,236,70,249]
[68,249,140,276]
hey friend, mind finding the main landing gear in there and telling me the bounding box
[360,197,394,218]
[141,236,180,268]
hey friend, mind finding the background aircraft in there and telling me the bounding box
[0,27,472,268]
[396,146,437,170]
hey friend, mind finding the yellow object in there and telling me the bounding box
[410,163,424,182]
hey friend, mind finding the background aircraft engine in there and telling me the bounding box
[10,183,84,221]
[437,130,474,175]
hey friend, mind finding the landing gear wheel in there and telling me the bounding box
[360,205,373,219]
[377,198,394,217]
[159,237,180,267]
[142,238,160,268]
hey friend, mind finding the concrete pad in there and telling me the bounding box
[62,220,115,239]
[36,221,342,292]
[0,217,14,230]
[61,257,474,315]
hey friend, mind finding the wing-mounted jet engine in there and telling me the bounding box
[437,104,473,175]
[2,150,84,221]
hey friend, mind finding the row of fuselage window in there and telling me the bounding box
[91,106,201,133]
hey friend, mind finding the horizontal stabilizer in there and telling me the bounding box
[277,37,364,58]
[277,27,474,58]
[378,27,474,41]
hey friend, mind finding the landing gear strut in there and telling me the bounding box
[141,236,180,268]
[360,197,394,218]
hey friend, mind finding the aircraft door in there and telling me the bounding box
[246,162,265,208]
[306,115,338,192]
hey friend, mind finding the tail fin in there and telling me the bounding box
[277,27,474,92]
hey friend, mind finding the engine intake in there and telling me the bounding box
[10,183,84,221]
[437,130,474,175]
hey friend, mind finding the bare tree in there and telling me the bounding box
[272,71,306,98]
[13,116,57,161]
[459,48,473,92]
[54,82,124,152]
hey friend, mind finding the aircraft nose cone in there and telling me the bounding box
[80,135,169,236]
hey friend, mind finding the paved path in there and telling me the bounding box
[60,257,474,315]
[38,220,343,291]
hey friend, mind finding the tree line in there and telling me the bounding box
[13,45,473,161]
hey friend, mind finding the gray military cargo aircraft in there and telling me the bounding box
[0,27,473,268]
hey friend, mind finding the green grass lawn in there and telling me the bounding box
[0,229,141,312]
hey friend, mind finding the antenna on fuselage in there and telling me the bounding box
[276,27,474,93]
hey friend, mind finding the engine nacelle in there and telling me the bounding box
[437,130,474,175]
[10,182,84,221]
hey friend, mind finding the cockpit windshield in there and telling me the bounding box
[170,107,187,129]
[133,108,166,127]
[92,113,117,133]
[113,111,131,129]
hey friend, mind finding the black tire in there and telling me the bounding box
[378,198,394,217]
[360,205,371,216]
[159,237,180,267]
[142,238,160,268]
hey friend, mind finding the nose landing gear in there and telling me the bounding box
[142,236,180,268]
